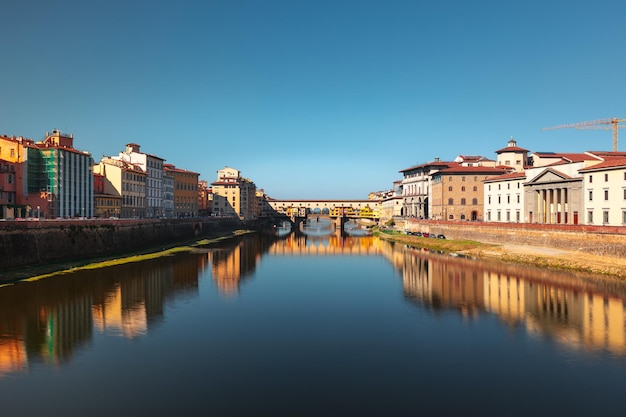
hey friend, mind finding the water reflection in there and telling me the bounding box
[393,244,626,356]
[0,254,202,377]
[1,233,626,379]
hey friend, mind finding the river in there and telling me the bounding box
[1,232,625,416]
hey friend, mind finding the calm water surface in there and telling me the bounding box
[1,232,626,416]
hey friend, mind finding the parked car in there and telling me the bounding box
[422,232,429,238]
[437,234,446,239]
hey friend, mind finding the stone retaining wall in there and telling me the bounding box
[0,218,248,269]
[401,219,626,257]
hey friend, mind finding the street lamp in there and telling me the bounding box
[37,206,40,219]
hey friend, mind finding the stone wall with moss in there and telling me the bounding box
[0,218,245,269]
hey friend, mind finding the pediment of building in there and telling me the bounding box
[526,168,575,185]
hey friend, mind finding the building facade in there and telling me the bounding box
[400,159,455,219]
[95,158,146,218]
[32,130,94,218]
[0,135,25,218]
[211,167,257,220]
[579,156,626,226]
[484,172,526,222]
[94,172,122,218]
[114,143,165,218]
[431,166,508,221]
[494,138,529,172]
[165,164,199,218]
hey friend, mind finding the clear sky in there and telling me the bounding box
[2,0,625,199]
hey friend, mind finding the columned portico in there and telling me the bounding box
[525,177,582,225]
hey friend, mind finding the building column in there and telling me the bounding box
[538,189,544,223]
[547,188,556,224]
[561,188,570,224]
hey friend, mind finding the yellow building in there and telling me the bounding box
[94,158,146,218]
[211,166,257,220]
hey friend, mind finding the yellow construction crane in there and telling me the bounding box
[542,117,626,152]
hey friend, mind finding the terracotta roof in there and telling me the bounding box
[494,145,529,154]
[436,166,509,174]
[532,152,601,162]
[587,151,626,158]
[483,172,526,183]
[399,161,457,173]
[579,157,626,172]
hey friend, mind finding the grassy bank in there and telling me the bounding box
[375,228,626,280]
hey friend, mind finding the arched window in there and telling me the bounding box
[448,198,454,205]
[461,198,466,205]
[472,198,478,205]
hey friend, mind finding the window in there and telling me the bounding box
[472,198,478,205]
[604,190,609,200]
[507,183,510,189]
[488,185,491,191]
[448,186,453,191]
[448,198,454,205]
[473,186,477,191]
[516,211,520,222]
[589,190,593,201]
[505,160,510,166]
[603,211,609,224]
[588,211,593,223]
[461,186,466,191]
[517,195,520,203]
[623,211,626,224]
[462,176,466,182]
[589,175,593,183]
[488,196,491,204]
[507,195,510,204]
[461,198,466,205]
[506,211,511,221]
[605,173,609,182]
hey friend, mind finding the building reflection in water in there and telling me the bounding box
[1,233,626,378]
[0,253,204,377]
[394,243,626,356]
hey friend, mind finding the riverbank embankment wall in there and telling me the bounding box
[401,219,626,257]
[0,218,262,269]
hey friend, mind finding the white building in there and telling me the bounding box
[399,159,455,219]
[579,155,626,225]
[114,143,165,218]
[484,172,526,222]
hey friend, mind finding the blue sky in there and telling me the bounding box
[2,0,625,199]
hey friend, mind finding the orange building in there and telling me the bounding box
[164,164,199,217]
